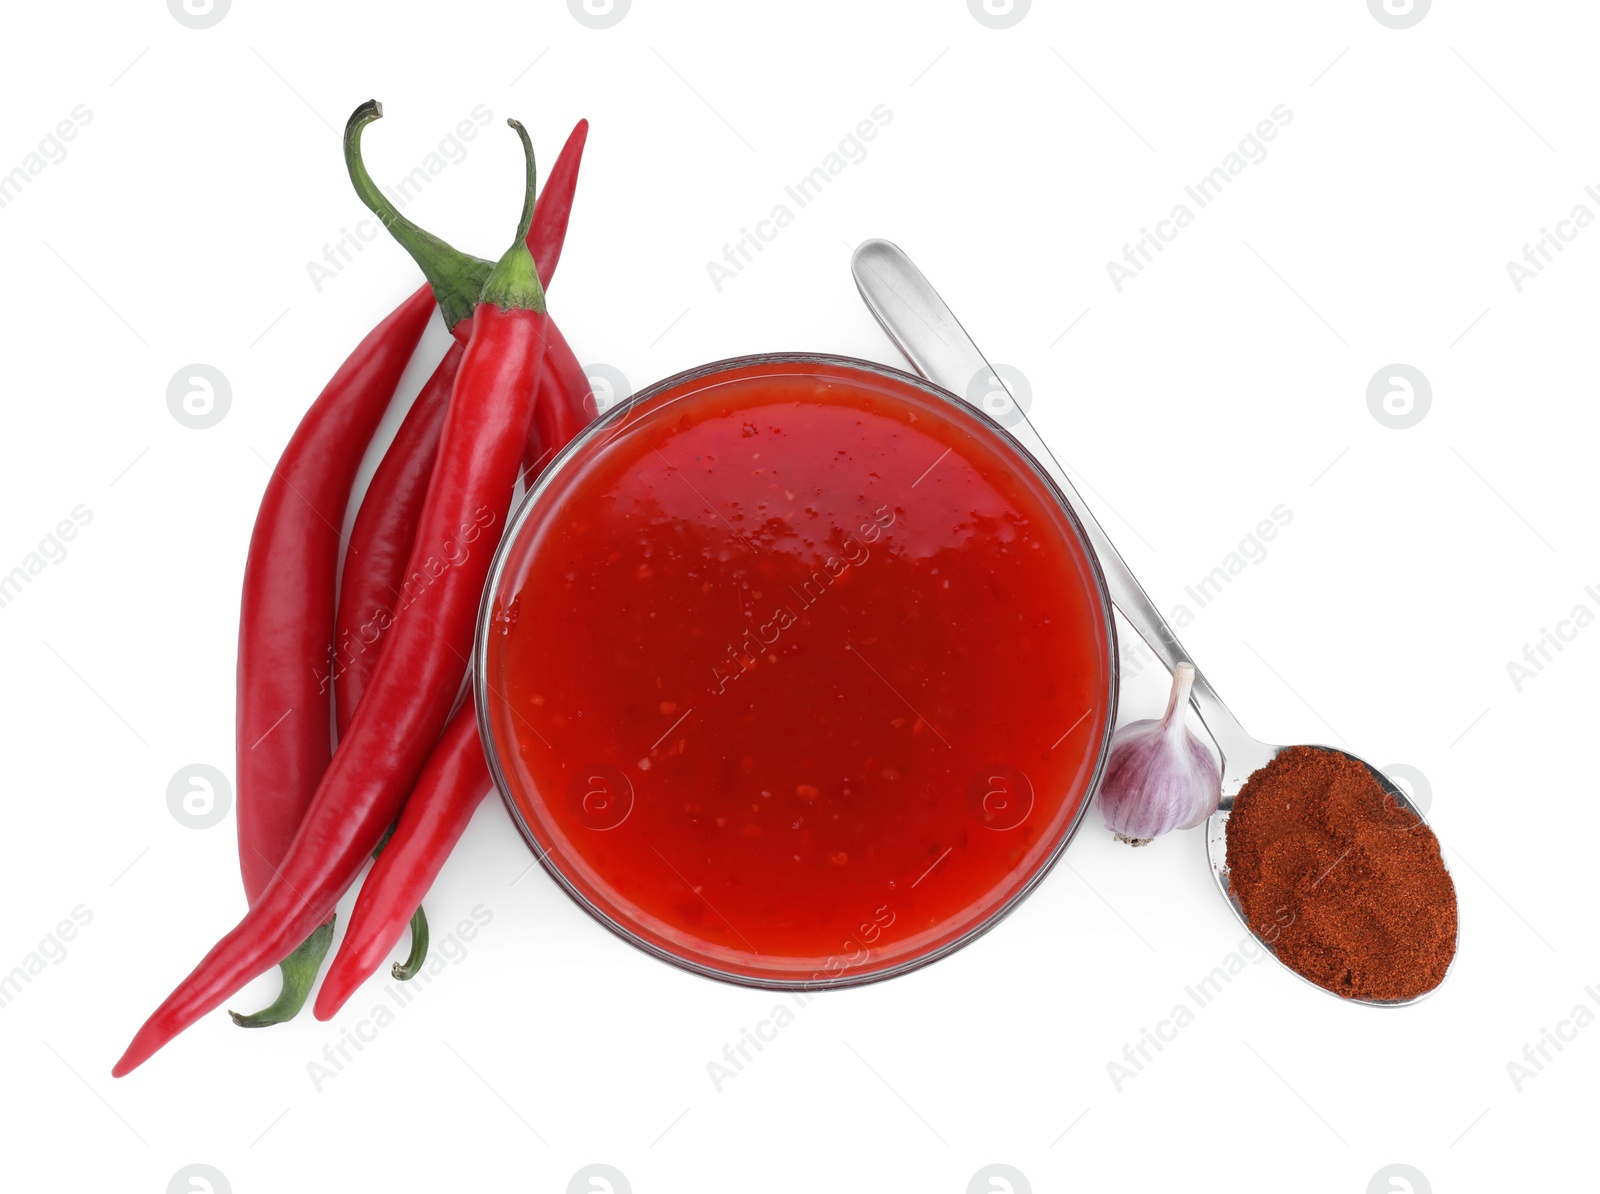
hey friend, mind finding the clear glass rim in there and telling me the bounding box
[473,351,1122,991]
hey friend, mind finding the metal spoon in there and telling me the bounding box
[849,238,1455,1005]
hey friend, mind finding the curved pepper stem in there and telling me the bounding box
[479,119,547,315]
[392,907,430,981]
[511,120,539,250]
[344,100,490,331]
[228,918,335,1028]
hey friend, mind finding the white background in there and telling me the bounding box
[0,1,1592,1191]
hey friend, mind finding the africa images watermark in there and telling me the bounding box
[0,906,93,1011]
[1503,184,1600,293]
[704,761,1036,1092]
[1105,105,1293,292]
[0,505,94,612]
[305,105,494,293]
[1106,930,1276,1091]
[1111,500,1297,686]
[704,901,898,1093]
[705,105,894,293]
[708,506,896,696]
[1505,982,1600,1092]
[1503,582,1600,692]
[0,104,92,212]
[317,505,497,696]
[705,991,820,1092]
[307,904,494,1091]
[1163,504,1294,633]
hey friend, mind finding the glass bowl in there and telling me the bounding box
[474,353,1119,988]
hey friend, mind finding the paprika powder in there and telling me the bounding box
[1225,746,1457,1002]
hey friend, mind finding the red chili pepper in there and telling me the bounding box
[233,118,591,1020]
[332,117,588,729]
[313,702,487,1017]
[227,284,434,1029]
[322,118,587,984]
[332,327,588,725]
[526,318,594,475]
[314,339,597,1018]
[330,345,462,734]
[525,118,586,304]
[114,107,549,1077]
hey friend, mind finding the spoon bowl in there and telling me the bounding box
[1202,739,1455,1006]
[850,237,1458,1006]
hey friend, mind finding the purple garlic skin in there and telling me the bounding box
[1097,663,1222,844]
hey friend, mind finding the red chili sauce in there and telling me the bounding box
[483,359,1113,984]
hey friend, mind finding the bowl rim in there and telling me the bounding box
[473,350,1122,990]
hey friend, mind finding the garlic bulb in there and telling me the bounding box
[1097,662,1221,845]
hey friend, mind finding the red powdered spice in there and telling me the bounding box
[1225,746,1457,1001]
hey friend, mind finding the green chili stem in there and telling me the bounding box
[479,119,547,314]
[392,907,430,981]
[344,100,491,331]
[229,918,335,1028]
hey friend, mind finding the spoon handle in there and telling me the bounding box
[850,238,1268,786]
